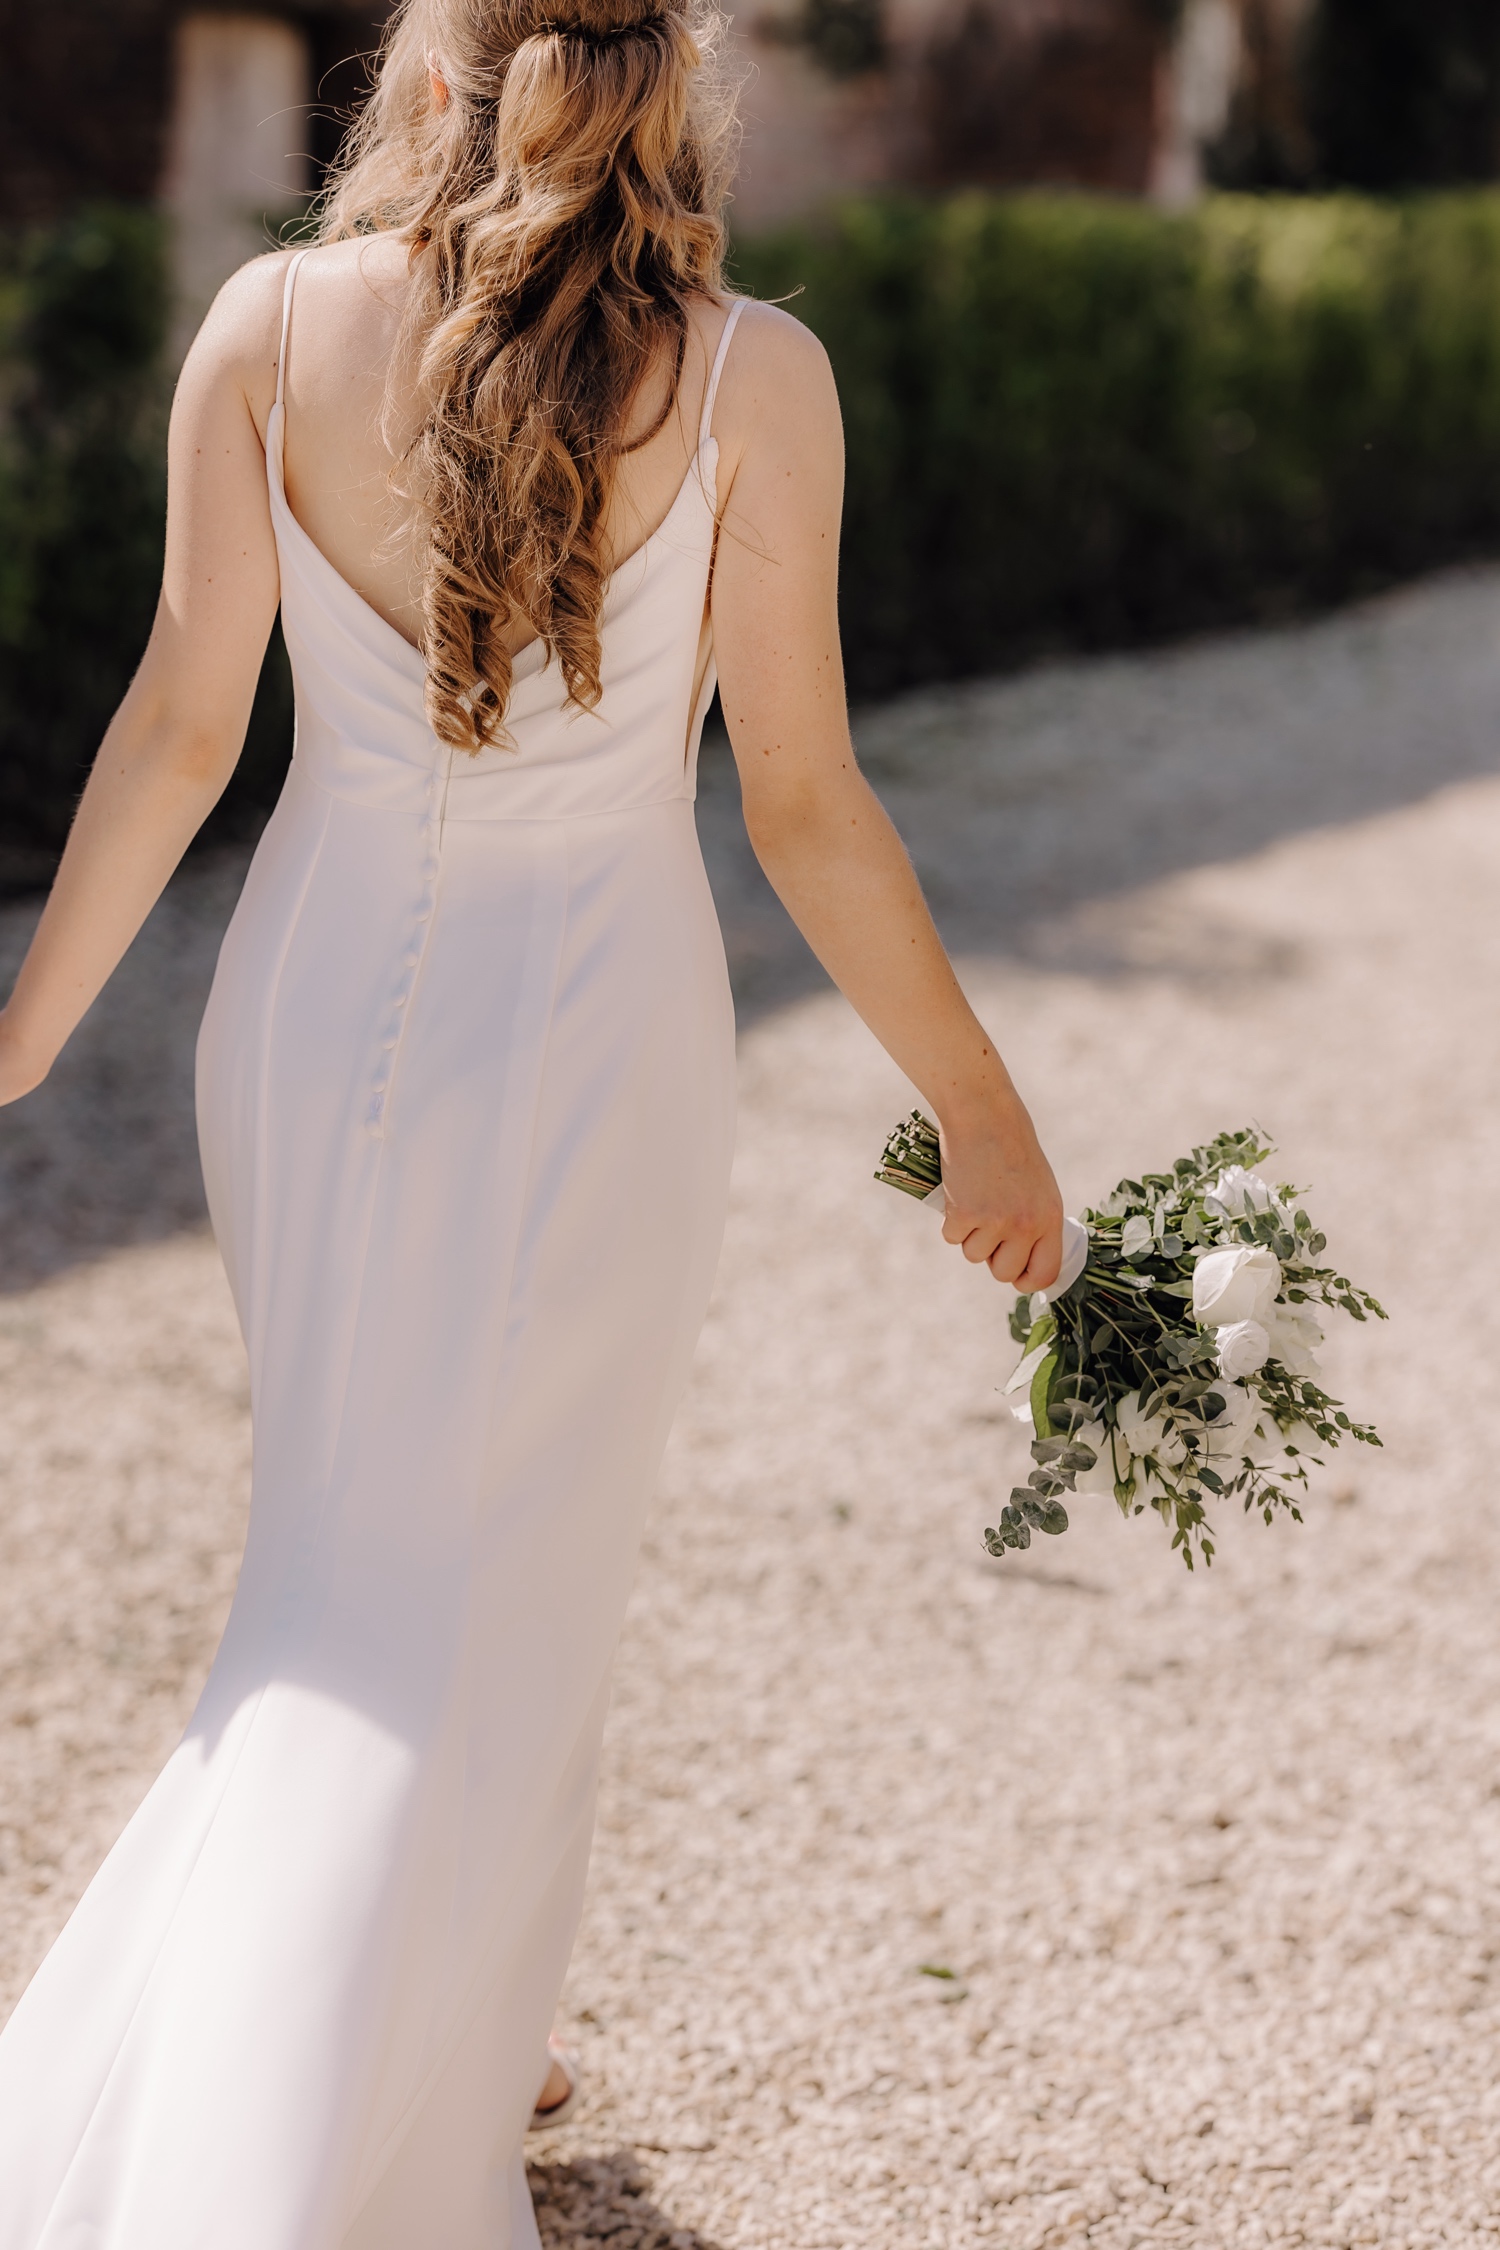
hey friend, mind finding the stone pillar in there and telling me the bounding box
[1151,0,1242,206]
[161,12,313,361]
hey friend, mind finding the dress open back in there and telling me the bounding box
[0,254,742,2250]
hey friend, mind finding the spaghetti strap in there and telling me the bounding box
[697,298,746,452]
[276,249,310,414]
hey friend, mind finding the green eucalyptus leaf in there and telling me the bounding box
[1028,1468,1070,1496]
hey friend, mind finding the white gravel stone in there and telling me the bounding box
[4,567,1500,2244]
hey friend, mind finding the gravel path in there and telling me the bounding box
[4,569,1500,2247]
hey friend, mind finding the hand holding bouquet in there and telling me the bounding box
[877,1119,1384,1569]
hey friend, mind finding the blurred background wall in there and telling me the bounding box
[0,4,385,221]
[0,2,1301,254]
[3,0,1500,885]
[10,3,1500,308]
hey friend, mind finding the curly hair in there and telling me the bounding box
[319,0,738,751]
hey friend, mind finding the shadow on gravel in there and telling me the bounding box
[700,566,1500,1018]
[530,2150,728,2250]
[0,854,248,1292]
[5,567,1500,1289]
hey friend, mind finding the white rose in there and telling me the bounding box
[1120,1213,1155,1261]
[1200,1380,1260,1464]
[1215,1318,1271,1380]
[1265,1300,1324,1377]
[1206,1165,1280,1220]
[1192,1244,1280,1328]
[1116,1388,1188,1468]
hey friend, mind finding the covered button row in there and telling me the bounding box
[367,814,445,1121]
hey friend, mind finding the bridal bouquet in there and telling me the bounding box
[876,1117,1384,1569]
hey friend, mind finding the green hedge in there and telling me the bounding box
[0,208,170,871]
[8,192,1500,865]
[0,207,290,872]
[731,190,1500,696]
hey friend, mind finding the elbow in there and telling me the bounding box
[117,697,242,797]
[738,772,828,865]
[741,800,806,879]
[165,722,240,792]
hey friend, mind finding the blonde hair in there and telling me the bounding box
[320,0,738,751]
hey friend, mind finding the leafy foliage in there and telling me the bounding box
[0,205,292,878]
[1011,1129,1383,1568]
[0,208,168,872]
[15,188,1500,865]
[878,1121,1386,1571]
[792,0,888,78]
[732,190,1500,699]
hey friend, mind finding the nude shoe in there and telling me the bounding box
[529,2036,580,2131]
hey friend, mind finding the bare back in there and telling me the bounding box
[249,236,735,658]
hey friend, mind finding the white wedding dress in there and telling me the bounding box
[0,256,741,2249]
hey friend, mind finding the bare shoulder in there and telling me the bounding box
[280,233,412,311]
[182,236,412,433]
[177,249,297,433]
[708,297,841,500]
[718,296,835,412]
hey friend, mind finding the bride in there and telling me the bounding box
[0,0,1061,2238]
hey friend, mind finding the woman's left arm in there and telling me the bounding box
[709,303,1063,1289]
[0,257,286,1107]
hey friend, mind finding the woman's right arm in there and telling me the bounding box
[0,259,288,1107]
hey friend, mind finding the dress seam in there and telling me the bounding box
[368,740,452,1142]
[293,760,695,827]
[346,817,577,2208]
[246,780,334,1385]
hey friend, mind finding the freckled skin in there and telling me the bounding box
[709,308,1060,1287]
